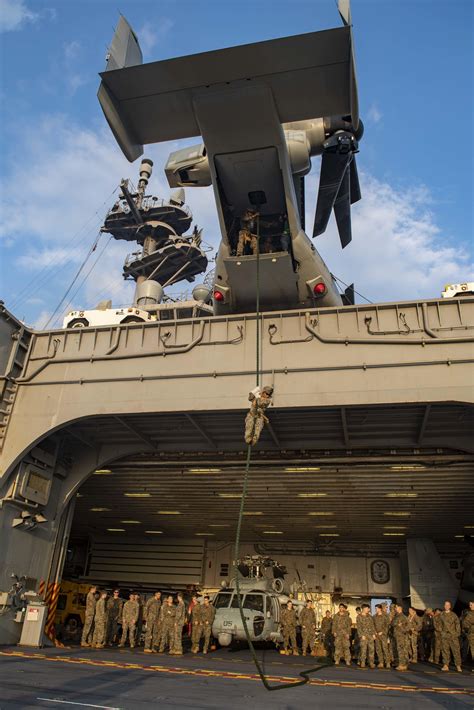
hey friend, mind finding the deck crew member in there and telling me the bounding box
[119,593,139,649]
[80,585,97,647]
[357,604,376,669]
[332,603,352,666]
[190,597,202,653]
[390,604,409,671]
[300,600,316,656]
[462,600,474,668]
[106,589,124,646]
[159,595,177,653]
[199,596,216,654]
[92,591,109,648]
[321,610,333,657]
[407,607,422,663]
[373,604,391,669]
[172,592,186,655]
[440,600,462,672]
[143,592,162,654]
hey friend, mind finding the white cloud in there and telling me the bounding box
[367,102,382,125]
[0,0,54,32]
[306,169,471,302]
[138,19,174,58]
[63,40,80,61]
[0,0,37,32]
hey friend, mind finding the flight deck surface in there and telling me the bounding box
[0,646,472,710]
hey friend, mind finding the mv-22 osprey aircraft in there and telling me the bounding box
[98,0,363,315]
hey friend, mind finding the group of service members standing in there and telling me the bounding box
[280,598,474,672]
[80,587,215,655]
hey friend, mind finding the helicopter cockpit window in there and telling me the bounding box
[213,592,232,609]
[242,594,265,612]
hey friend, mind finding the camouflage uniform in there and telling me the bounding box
[280,607,298,654]
[373,613,391,668]
[407,613,422,662]
[321,615,333,656]
[388,607,397,664]
[439,610,461,667]
[462,609,474,661]
[244,387,272,446]
[391,611,409,668]
[300,607,316,655]
[356,614,376,668]
[236,211,258,257]
[432,613,443,663]
[332,611,352,665]
[172,599,186,655]
[106,596,124,645]
[92,596,109,647]
[119,599,139,648]
[191,603,202,653]
[80,590,97,646]
[143,597,161,651]
[199,604,216,653]
[159,602,177,652]
[420,610,434,661]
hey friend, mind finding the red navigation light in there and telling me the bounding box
[313,282,326,296]
[213,290,224,302]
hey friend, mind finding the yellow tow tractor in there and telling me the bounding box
[54,580,91,640]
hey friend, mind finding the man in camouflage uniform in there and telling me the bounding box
[134,593,144,646]
[420,608,434,661]
[159,595,177,653]
[300,600,316,656]
[119,593,139,649]
[106,589,124,646]
[390,603,409,671]
[440,600,462,672]
[432,608,443,664]
[407,607,422,663]
[462,600,474,669]
[332,603,352,666]
[373,603,391,669]
[80,585,97,647]
[321,610,333,657]
[352,606,362,663]
[357,604,376,669]
[190,597,202,653]
[92,591,109,648]
[143,591,161,654]
[172,592,186,655]
[280,600,298,655]
[387,602,397,666]
[244,386,273,446]
[236,209,259,257]
[199,595,216,654]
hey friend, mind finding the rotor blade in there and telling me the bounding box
[338,0,352,26]
[350,156,361,204]
[313,151,351,238]
[333,166,352,248]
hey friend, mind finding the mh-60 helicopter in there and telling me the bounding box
[211,555,304,648]
[98,1,363,315]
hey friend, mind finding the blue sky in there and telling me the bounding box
[0,0,472,327]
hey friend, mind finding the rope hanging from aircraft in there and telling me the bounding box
[233,211,332,692]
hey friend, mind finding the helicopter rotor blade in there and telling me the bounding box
[350,155,361,204]
[312,150,351,238]
[333,163,352,248]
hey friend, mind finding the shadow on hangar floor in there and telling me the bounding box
[66,402,474,546]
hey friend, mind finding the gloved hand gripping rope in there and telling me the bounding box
[233,212,332,692]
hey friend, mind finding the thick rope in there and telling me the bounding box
[233,215,332,691]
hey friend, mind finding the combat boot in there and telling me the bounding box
[456,666,462,673]
[360,663,366,670]
[377,662,384,669]
[396,665,407,671]
[441,664,449,671]
[293,650,299,656]
[302,651,306,657]
[369,664,375,669]
[143,649,153,654]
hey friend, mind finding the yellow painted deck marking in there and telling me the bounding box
[0,651,472,697]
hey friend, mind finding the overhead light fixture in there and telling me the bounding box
[188,468,222,473]
[107,528,125,532]
[90,507,111,512]
[121,520,141,524]
[285,467,320,472]
[209,524,230,528]
[384,526,407,530]
[454,535,465,539]
[386,492,418,498]
[145,530,163,534]
[195,532,214,536]
[384,512,411,516]
[464,525,474,529]
[383,532,405,536]
[314,525,337,529]
[156,510,181,515]
[262,531,283,534]
[390,465,426,471]
[124,493,151,498]
[298,493,327,498]
[94,469,113,475]
[319,533,339,537]
[243,512,263,516]
[218,493,242,498]
[308,512,334,516]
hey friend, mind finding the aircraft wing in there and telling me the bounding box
[98,24,358,162]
